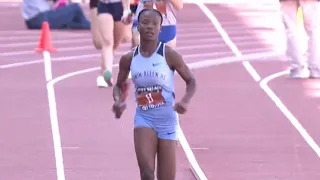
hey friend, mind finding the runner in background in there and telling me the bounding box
[95,0,133,88]
[131,0,184,48]
[121,0,139,43]
[280,0,320,78]
[128,0,139,46]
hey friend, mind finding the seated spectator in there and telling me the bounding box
[21,0,90,30]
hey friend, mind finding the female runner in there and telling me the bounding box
[95,0,134,87]
[122,0,139,43]
[112,9,196,180]
[131,0,183,48]
[90,0,136,51]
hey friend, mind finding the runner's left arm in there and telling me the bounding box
[122,0,132,14]
[165,46,196,104]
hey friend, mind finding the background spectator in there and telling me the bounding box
[21,0,90,29]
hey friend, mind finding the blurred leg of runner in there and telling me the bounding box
[280,0,306,78]
[122,2,138,44]
[300,0,320,78]
[90,1,102,50]
[131,1,140,48]
[97,1,126,87]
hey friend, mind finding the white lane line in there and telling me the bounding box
[260,70,320,158]
[0,31,217,48]
[0,38,93,48]
[46,81,65,180]
[196,2,262,82]
[0,30,276,57]
[0,23,213,34]
[43,51,53,81]
[0,47,278,70]
[0,35,272,57]
[0,33,90,41]
[197,2,320,159]
[0,51,229,69]
[45,52,279,180]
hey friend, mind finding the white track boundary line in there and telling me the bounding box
[196,2,262,82]
[0,30,216,48]
[0,47,274,69]
[0,22,212,33]
[46,52,280,180]
[197,3,320,158]
[260,70,320,157]
[0,36,261,57]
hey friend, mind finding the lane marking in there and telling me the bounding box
[0,31,217,48]
[0,51,231,69]
[45,52,279,180]
[191,148,209,150]
[43,51,53,81]
[46,81,65,180]
[0,33,91,41]
[197,2,320,159]
[0,26,218,41]
[0,47,276,69]
[0,38,93,48]
[0,22,214,34]
[196,2,262,82]
[260,71,320,158]
[0,30,215,41]
[0,35,272,57]
[0,37,225,57]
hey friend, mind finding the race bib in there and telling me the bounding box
[141,0,167,15]
[136,85,166,110]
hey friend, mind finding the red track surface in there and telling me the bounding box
[1,2,320,180]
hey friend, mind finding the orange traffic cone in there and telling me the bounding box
[35,21,56,53]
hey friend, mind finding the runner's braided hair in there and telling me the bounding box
[137,8,163,24]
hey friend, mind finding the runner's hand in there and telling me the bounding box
[112,101,127,119]
[122,10,134,25]
[174,101,188,114]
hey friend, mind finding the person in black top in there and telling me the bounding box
[22,0,90,29]
[90,0,138,88]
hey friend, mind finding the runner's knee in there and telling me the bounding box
[99,33,113,47]
[92,39,102,49]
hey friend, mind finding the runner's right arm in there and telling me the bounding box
[168,0,183,10]
[113,52,132,102]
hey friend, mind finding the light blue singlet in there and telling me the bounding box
[130,42,179,140]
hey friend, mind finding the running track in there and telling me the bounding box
[1,2,320,180]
